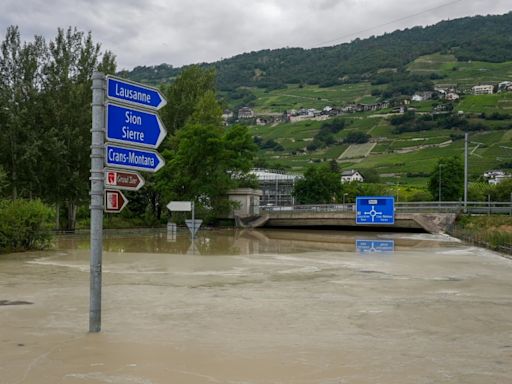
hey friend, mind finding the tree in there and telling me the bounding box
[160,65,217,136]
[492,179,512,201]
[344,131,370,144]
[0,25,116,230]
[40,27,116,230]
[293,164,342,204]
[156,89,257,220]
[359,168,381,183]
[428,157,464,201]
[0,26,47,200]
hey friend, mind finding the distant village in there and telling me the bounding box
[224,81,512,126]
[235,80,512,190]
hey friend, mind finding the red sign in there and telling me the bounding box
[104,168,144,191]
[104,189,128,213]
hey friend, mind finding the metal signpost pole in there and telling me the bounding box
[90,71,105,333]
[192,201,195,240]
[464,132,468,213]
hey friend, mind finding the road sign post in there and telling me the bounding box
[106,76,167,110]
[105,143,165,173]
[356,196,395,224]
[90,71,105,333]
[90,73,167,333]
[104,189,129,213]
[106,103,167,148]
[167,201,202,239]
[104,168,144,191]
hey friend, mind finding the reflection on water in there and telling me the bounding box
[55,227,455,256]
[356,239,395,253]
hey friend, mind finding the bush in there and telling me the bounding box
[0,199,54,253]
[344,131,371,144]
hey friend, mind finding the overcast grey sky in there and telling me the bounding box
[1,0,511,70]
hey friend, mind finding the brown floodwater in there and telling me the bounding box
[1,228,511,383]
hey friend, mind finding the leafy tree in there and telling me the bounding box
[344,132,370,144]
[492,179,512,201]
[160,65,216,136]
[428,157,464,201]
[40,27,116,230]
[468,182,494,201]
[0,25,115,230]
[0,26,46,200]
[0,166,7,196]
[293,164,342,204]
[359,168,381,183]
[156,89,256,220]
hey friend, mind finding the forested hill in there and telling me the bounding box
[120,12,512,91]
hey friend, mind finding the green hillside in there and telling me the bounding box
[250,95,512,186]
[407,53,512,88]
[118,12,512,189]
[120,12,512,91]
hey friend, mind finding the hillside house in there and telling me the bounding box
[472,85,494,95]
[238,107,254,119]
[498,81,512,91]
[341,170,364,183]
[222,110,234,121]
[445,92,460,101]
[484,170,511,185]
[412,91,433,102]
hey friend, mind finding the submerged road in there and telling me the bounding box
[1,228,511,383]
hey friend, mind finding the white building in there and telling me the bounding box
[412,91,433,102]
[341,170,364,183]
[238,107,254,119]
[484,170,511,185]
[445,92,460,101]
[498,81,512,92]
[472,85,494,95]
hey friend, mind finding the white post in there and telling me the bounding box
[90,71,105,333]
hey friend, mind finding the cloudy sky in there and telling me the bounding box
[2,0,511,70]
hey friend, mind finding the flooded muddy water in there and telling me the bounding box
[1,228,512,383]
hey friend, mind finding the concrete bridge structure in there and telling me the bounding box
[235,202,512,234]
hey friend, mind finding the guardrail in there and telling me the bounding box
[259,201,512,215]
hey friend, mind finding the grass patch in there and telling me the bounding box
[458,94,512,114]
[452,215,512,253]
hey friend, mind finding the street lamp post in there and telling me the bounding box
[343,193,348,211]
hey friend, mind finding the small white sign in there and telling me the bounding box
[167,201,192,211]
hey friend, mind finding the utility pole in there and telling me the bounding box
[464,132,468,213]
[90,71,105,333]
[438,163,444,208]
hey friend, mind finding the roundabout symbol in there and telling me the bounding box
[364,206,382,222]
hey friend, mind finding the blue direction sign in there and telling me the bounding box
[106,76,167,110]
[356,240,395,253]
[106,103,167,149]
[105,143,165,173]
[356,196,395,224]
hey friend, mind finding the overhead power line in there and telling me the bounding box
[313,0,466,47]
